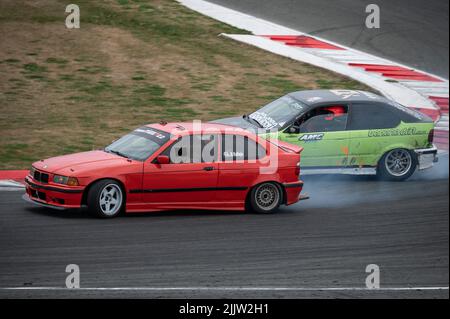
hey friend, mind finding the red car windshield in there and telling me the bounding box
[105,127,170,161]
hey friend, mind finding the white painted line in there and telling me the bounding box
[0,188,26,192]
[407,82,449,89]
[179,0,301,35]
[0,179,25,191]
[1,286,448,291]
[414,88,449,95]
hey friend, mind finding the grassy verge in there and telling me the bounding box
[0,0,370,169]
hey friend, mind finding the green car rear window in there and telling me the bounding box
[348,102,431,131]
[349,103,400,130]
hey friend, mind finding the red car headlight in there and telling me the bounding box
[53,175,79,186]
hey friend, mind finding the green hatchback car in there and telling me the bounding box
[214,90,438,181]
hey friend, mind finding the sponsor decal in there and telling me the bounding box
[368,127,426,137]
[330,90,360,99]
[249,111,278,129]
[299,133,324,142]
[330,89,379,100]
[223,151,244,158]
[291,101,304,110]
[307,97,323,103]
[134,127,167,139]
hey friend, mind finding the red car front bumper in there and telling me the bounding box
[24,176,84,209]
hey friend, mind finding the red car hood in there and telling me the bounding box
[32,150,129,176]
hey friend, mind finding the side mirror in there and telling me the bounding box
[288,126,298,134]
[156,155,170,165]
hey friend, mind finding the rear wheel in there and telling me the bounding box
[248,182,283,214]
[87,179,124,218]
[377,149,417,181]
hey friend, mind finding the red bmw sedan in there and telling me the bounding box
[24,122,306,218]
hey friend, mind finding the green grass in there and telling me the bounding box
[0,0,372,169]
[23,63,47,73]
[46,57,68,64]
[3,58,21,64]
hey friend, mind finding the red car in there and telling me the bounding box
[24,122,306,218]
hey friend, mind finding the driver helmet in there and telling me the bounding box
[324,105,346,120]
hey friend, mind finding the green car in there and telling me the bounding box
[214,90,438,181]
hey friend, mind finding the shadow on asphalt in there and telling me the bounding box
[25,206,91,219]
[24,205,251,220]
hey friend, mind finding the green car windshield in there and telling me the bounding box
[249,95,307,129]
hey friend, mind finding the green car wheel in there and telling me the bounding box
[377,149,417,181]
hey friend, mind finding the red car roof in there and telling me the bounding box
[147,122,254,137]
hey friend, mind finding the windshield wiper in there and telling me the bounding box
[107,149,129,159]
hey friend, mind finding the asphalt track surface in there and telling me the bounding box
[206,0,449,78]
[0,1,449,299]
[0,158,448,299]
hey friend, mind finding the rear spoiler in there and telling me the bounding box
[268,139,303,154]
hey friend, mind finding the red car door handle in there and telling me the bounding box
[203,166,214,171]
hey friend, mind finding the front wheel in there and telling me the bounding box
[87,179,124,218]
[377,149,417,181]
[248,182,283,214]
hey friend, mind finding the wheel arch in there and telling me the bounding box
[376,143,416,167]
[81,177,127,207]
[245,180,287,207]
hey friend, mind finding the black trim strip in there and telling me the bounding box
[25,179,84,194]
[129,186,248,194]
[283,182,304,188]
[302,165,375,170]
[416,149,438,155]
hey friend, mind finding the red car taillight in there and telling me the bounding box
[428,129,435,144]
[295,162,300,176]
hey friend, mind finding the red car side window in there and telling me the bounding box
[221,134,266,162]
[161,134,219,164]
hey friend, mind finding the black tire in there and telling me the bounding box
[87,179,124,218]
[377,149,417,181]
[248,182,283,214]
